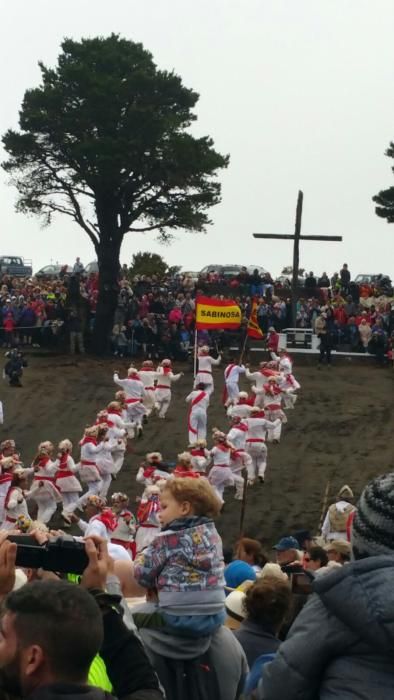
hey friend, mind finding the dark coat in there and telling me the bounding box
[233,620,280,667]
[260,556,394,700]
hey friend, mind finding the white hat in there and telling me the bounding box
[146,452,162,462]
[38,441,54,453]
[225,590,247,622]
[128,367,139,376]
[238,391,248,399]
[177,451,192,463]
[259,563,288,582]
[58,439,73,451]
[337,484,354,500]
[161,359,172,367]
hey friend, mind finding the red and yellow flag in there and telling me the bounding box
[195,295,242,330]
[247,299,263,339]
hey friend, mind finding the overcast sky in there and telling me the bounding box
[1,0,394,277]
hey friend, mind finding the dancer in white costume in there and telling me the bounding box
[110,492,137,557]
[138,360,157,416]
[194,346,222,396]
[245,363,281,408]
[155,359,183,418]
[54,439,82,519]
[223,360,246,407]
[245,407,281,483]
[135,484,162,552]
[261,377,288,443]
[185,383,209,444]
[208,430,235,503]
[227,392,254,420]
[3,470,29,530]
[27,443,61,524]
[189,440,210,473]
[136,452,172,498]
[113,368,146,434]
[71,425,110,513]
[271,350,300,408]
[226,417,252,500]
[114,391,137,439]
[0,456,19,523]
[104,402,128,475]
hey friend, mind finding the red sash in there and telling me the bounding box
[55,470,74,482]
[33,475,61,495]
[225,364,236,381]
[0,474,12,486]
[156,384,170,390]
[188,392,206,436]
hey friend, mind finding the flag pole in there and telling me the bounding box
[239,328,248,365]
[239,469,248,537]
[193,329,198,378]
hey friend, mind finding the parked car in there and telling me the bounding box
[199,264,243,278]
[275,274,306,287]
[0,256,32,278]
[84,261,99,275]
[35,264,72,280]
[182,271,200,282]
[354,274,393,295]
[354,274,388,285]
[200,264,223,275]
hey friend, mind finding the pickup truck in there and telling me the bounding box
[0,256,33,278]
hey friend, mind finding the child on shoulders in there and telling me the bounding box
[133,477,225,636]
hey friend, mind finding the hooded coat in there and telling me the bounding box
[260,555,394,700]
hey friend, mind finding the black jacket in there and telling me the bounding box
[28,684,113,700]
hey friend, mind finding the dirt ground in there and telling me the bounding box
[1,353,393,551]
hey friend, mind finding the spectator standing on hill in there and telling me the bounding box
[340,263,351,293]
[358,318,372,351]
[73,256,85,274]
[315,312,332,366]
[318,272,330,287]
[304,272,317,296]
[68,311,85,355]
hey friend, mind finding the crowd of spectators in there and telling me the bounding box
[1,260,393,361]
[0,471,392,699]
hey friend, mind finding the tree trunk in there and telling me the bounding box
[92,236,122,355]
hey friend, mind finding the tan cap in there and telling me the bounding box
[326,539,352,556]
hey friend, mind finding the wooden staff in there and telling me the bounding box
[318,479,331,532]
[239,329,249,365]
[239,469,249,537]
[193,329,198,378]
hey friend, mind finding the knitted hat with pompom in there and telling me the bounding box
[351,473,394,559]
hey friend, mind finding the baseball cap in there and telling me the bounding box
[272,536,299,551]
[326,540,352,557]
[224,560,256,591]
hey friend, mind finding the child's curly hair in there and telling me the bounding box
[161,477,222,518]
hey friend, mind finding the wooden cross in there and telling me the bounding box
[253,191,342,326]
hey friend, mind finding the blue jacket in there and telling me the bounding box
[260,555,394,700]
